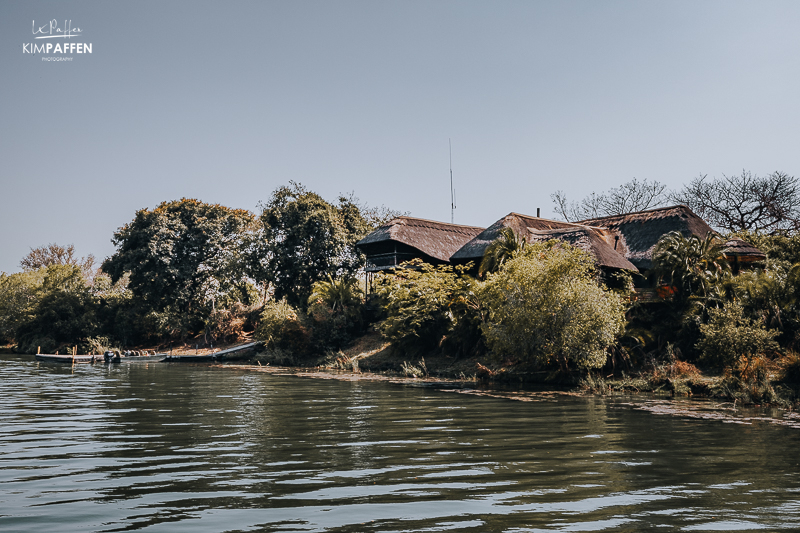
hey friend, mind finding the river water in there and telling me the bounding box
[2,355,800,532]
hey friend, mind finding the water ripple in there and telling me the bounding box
[3,355,800,532]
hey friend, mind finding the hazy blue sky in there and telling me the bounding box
[3,1,800,274]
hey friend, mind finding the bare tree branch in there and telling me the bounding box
[669,170,800,233]
[550,190,582,222]
[551,178,667,221]
[20,243,95,277]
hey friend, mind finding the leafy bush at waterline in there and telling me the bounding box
[373,260,482,356]
[696,302,779,369]
[254,299,312,356]
[306,275,366,351]
[479,242,626,370]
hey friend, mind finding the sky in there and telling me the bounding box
[2,1,800,274]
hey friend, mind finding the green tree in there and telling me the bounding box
[374,260,478,355]
[479,227,526,277]
[259,183,371,307]
[479,242,625,370]
[103,199,256,339]
[0,265,88,345]
[16,290,99,354]
[731,265,800,330]
[632,232,732,360]
[20,243,96,281]
[652,231,730,303]
[0,269,46,343]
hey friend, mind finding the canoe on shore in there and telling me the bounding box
[34,342,259,364]
[35,353,166,364]
[160,354,218,362]
[122,353,166,361]
[160,341,260,363]
[35,353,102,364]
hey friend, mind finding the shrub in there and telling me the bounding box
[719,355,777,405]
[307,275,365,350]
[479,241,625,370]
[81,336,113,354]
[204,302,251,344]
[0,270,46,343]
[373,260,479,356]
[696,302,779,369]
[604,269,634,294]
[254,299,311,355]
[777,352,800,384]
[308,302,362,351]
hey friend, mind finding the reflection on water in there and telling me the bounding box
[2,355,800,532]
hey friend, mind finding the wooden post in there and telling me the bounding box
[37,346,41,354]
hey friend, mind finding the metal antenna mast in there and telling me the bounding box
[450,139,455,224]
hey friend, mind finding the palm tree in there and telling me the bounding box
[652,231,729,302]
[479,227,526,277]
[307,275,362,311]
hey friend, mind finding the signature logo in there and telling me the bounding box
[23,19,92,59]
[32,19,83,40]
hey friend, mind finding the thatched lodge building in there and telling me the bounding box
[356,205,765,294]
[576,205,716,272]
[449,212,638,273]
[356,216,484,272]
[720,238,767,273]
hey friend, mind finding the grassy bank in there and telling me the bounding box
[246,330,800,407]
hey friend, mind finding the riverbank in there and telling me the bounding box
[247,330,800,408]
[9,330,798,407]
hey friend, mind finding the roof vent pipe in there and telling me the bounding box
[537,208,540,218]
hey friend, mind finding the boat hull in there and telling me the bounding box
[35,354,101,364]
[34,354,164,364]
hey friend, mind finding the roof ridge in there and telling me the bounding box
[578,204,693,222]
[505,212,585,227]
[529,226,592,233]
[389,215,484,230]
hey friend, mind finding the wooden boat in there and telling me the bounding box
[102,351,165,363]
[34,342,259,364]
[160,341,260,363]
[121,352,166,361]
[160,354,218,362]
[35,353,102,364]
[34,348,165,364]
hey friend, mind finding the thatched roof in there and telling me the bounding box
[577,205,715,270]
[356,216,484,262]
[527,227,638,271]
[450,213,576,262]
[722,238,766,262]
